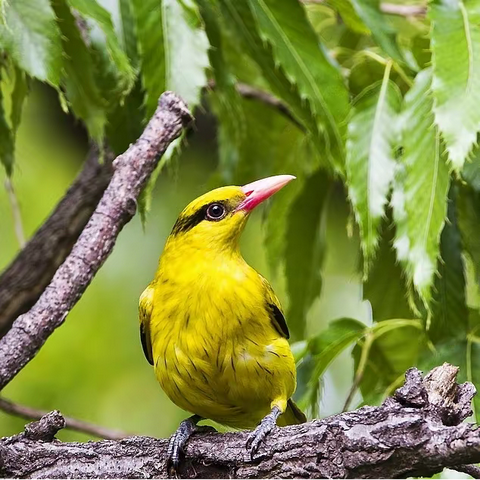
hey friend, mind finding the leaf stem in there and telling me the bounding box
[4,177,25,248]
[342,329,374,412]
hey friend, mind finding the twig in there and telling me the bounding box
[235,83,305,132]
[0,397,128,440]
[342,330,374,412]
[4,177,26,248]
[380,3,427,17]
[300,0,427,18]
[0,146,113,338]
[0,92,192,390]
[207,80,305,132]
[0,364,478,478]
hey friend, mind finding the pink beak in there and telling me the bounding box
[237,175,296,212]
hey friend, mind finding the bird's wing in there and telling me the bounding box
[261,276,290,339]
[139,283,155,366]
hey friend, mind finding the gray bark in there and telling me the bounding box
[1,364,479,479]
[0,92,192,390]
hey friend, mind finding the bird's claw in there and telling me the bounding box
[246,413,277,459]
[166,417,198,476]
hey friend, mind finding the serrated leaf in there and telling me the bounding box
[119,0,139,66]
[220,0,347,173]
[52,0,107,142]
[429,188,468,344]
[299,317,366,414]
[246,0,350,170]
[0,0,62,86]
[198,0,244,183]
[430,0,480,169]
[0,71,14,176]
[346,67,402,265]
[462,146,480,191]
[132,0,209,117]
[349,0,405,64]
[364,217,413,321]
[286,170,331,340]
[392,68,450,305]
[67,0,135,103]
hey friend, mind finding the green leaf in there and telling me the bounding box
[0,70,14,176]
[392,68,450,305]
[119,0,139,66]
[198,0,244,183]
[327,0,370,35]
[299,318,366,414]
[349,0,405,63]
[346,64,402,265]
[67,0,135,102]
[354,320,424,405]
[52,0,107,142]
[132,0,209,117]
[430,0,480,170]
[462,147,480,191]
[457,182,480,286]
[428,188,468,344]
[220,0,348,173]
[286,170,331,340]
[0,0,62,86]
[10,65,28,134]
[246,0,350,169]
[364,216,413,321]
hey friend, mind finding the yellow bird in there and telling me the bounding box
[139,175,306,470]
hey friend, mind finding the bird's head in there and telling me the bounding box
[166,175,295,252]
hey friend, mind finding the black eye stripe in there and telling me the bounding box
[171,200,230,235]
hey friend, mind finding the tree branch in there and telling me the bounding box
[0,364,479,478]
[0,146,113,338]
[0,397,128,440]
[0,92,192,390]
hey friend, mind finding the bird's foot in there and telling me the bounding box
[246,406,281,459]
[166,416,215,477]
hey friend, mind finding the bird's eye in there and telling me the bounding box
[206,203,226,221]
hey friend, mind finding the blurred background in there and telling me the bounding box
[0,2,478,478]
[0,82,368,440]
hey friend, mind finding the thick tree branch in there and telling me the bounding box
[0,397,128,440]
[0,146,113,338]
[0,92,192,390]
[0,364,479,479]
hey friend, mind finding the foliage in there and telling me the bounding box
[1,0,480,438]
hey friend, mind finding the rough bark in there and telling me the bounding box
[0,92,192,390]
[0,146,114,338]
[1,364,479,479]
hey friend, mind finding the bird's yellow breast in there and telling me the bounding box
[149,247,296,429]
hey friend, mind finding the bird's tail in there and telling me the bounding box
[279,399,307,426]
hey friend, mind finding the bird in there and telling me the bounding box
[139,174,306,471]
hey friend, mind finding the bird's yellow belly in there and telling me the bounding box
[153,326,295,429]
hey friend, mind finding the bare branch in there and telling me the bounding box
[0,397,128,440]
[0,364,479,479]
[0,146,113,338]
[235,83,305,131]
[0,92,192,390]
[300,0,427,18]
[207,80,305,132]
[4,177,26,248]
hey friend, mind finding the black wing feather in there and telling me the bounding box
[268,302,290,339]
[140,323,154,365]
